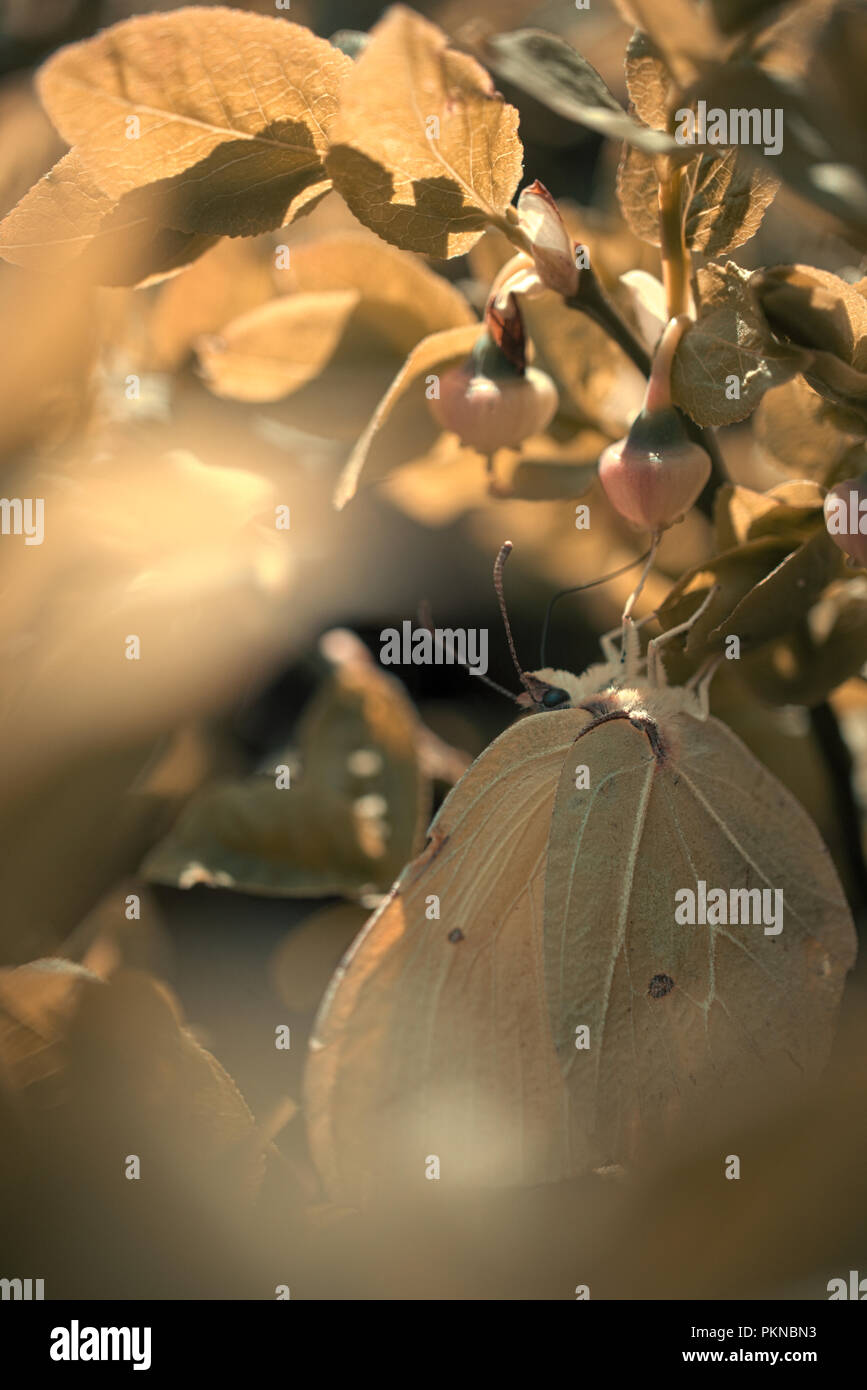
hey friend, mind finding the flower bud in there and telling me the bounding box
[824,472,867,567]
[516,181,580,298]
[598,315,711,533]
[429,355,558,454]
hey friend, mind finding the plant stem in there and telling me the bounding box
[659,160,691,319]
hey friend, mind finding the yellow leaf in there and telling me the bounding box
[37,8,352,236]
[198,290,363,402]
[0,150,215,285]
[326,6,523,256]
[334,322,481,507]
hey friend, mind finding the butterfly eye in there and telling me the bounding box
[540,686,570,709]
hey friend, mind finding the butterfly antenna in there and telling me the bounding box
[539,546,654,668]
[417,596,521,705]
[493,542,523,679]
[493,541,553,704]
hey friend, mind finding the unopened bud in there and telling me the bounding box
[598,316,710,532]
[516,181,581,298]
[429,354,558,454]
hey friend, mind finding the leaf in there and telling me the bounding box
[683,148,779,255]
[755,376,867,486]
[278,233,476,343]
[326,6,523,257]
[742,592,867,707]
[714,480,825,551]
[0,150,215,286]
[672,262,802,426]
[621,0,724,87]
[150,237,277,370]
[198,290,365,402]
[483,29,674,154]
[658,529,842,663]
[617,142,778,255]
[142,630,430,900]
[37,9,352,236]
[753,264,867,420]
[680,62,867,246]
[615,142,662,246]
[334,322,480,508]
[271,902,368,1013]
[199,234,477,436]
[0,961,264,1204]
[707,0,795,35]
[624,29,676,131]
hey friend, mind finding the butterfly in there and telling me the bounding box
[305,545,857,1205]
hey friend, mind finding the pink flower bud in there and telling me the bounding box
[429,360,558,454]
[599,423,711,532]
[824,473,867,567]
[516,181,580,298]
[598,316,711,533]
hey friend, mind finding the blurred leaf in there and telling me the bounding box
[755,375,867,486]
[0,151,216,285]
[714,479,825,550]
[198,290,364,402]
[742,594,867,707]
[617,142,778,255]
[483,29,674,155]
[499,458,599,501]
[198,234,476,437]
[143,631,430,899]
[326,6,522,257]
[707,0,796,35]
[0,961,264,1204]
[619,0,724,87]
[271,902,368,1013]
[523,290,645,435]
[334,323,480,508]
[37,10,351,236]
[672,262,801,426]
[150,238,276,371]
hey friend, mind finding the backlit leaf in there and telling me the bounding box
[326,6,523,257]
[37,8,352,236]
[0,150,215,285]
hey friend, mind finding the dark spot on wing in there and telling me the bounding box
[648,973,675,998]
[448,929,464,943]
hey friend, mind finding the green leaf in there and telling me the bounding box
[484,29,674,154]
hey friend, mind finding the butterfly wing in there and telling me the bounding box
[304,707,594,1205]
[544,710,857,1162]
